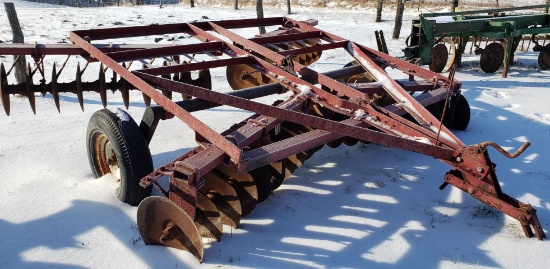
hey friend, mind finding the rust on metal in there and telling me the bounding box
[0,16,544,263]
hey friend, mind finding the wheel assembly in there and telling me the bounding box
[429,39,456,73]
[479,42,505,73]
[86,108,153,205]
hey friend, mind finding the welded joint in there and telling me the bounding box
[224,134,240,148]
[280,55,297,75]
[172,161,203,188]
[247,117,271,142]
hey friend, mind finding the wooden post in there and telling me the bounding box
[4,2,26,84]
[234,0,238,10]
[190,0,194,7]
[376,0,384,22]
[287,0,291,15]
[392,0,404,39]
[257,0,266,34]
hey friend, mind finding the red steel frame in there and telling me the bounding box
[0,17,545,240]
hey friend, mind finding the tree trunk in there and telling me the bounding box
[4,2,26,84]
[376,0,384,22]
[287,0,291,15]
[451,0,459,12]
[256,0,266,34]
[234,0,238,10]
[392,0,404,39]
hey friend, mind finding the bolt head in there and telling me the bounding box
[477,166,483,173]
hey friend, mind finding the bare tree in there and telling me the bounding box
[451,0,459,12]
[392,0,405,39]
[180,0,194,7]
[234,0,238,10]
[287,0,291,15]
[4,2,26,84]
[376,0,384,22]
[257,0,266,34]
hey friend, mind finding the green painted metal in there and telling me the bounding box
[403,4,550,77]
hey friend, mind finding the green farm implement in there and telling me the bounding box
[403,4,550,77]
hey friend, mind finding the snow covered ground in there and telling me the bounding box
[0,1,549,268]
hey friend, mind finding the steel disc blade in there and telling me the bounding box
[268,162,286,191]
[429,43,449,73]
[137,196,204,262]
[480,42,504,73]
[538,44,550,70]
[195,192,223,241]
[26,63,36,114]
[197,69,212,90]
[0,63,10,116]
[214,165,258,217]
[343,137,359,146]
[200,173,242,228]
[249,165,273,203]
[120,63,130,108]
[311,104,335,119]
[305,39,322,64]
[226,64,274,90]
[51,64,60,113]
[341,61,373,83]
[326,137,345,148]
[99,64,107,108]
[75,63,83,111]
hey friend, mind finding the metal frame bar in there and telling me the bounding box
[0,16,543,241]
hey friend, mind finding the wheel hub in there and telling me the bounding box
[93,133,121,180]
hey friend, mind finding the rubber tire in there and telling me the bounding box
[87,108,154,205]
[451,94,470,131]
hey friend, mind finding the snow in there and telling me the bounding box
[0,1,549,268]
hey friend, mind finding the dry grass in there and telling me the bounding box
[196,0,516,10]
